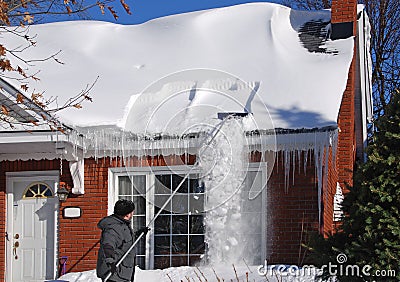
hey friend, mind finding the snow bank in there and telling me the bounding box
[58,265,319,282]
[2,3,354,132]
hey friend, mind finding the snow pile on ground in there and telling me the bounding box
[56,269,100,282]
[58,265,319,282]
[2,3,354,132]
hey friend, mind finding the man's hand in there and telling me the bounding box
[107,261,117,274]
[136,227,150,237]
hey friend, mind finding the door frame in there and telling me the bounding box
[5,170,59,282]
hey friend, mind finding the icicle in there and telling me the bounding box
[297,150,302,176]
[284,150,290,193]
[292,149,296,186]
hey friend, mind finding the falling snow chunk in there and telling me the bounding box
[201,118,250,265]
[227,237,239,246]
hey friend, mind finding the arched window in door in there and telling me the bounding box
[22,182,54,199]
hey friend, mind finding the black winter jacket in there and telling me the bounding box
[97,215,136,282]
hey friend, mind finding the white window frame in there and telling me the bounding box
[108,163,267,269]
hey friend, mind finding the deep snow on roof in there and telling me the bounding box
[2,2,354,134]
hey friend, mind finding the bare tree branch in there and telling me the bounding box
[0,0,131,130]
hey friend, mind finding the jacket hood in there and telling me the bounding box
[98,214,127,230]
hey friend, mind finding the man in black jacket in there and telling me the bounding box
[97,199,150,282]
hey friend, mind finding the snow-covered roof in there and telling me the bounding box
[2,2,355,135]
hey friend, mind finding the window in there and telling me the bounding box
[23,182,54,199]
[153,174,205,268]
[111,164,266,270]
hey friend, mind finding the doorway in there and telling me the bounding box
[6,171,59,282]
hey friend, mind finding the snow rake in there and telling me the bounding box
[104,112,249,281]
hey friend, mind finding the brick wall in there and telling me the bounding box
[0,148,337,277]
[324,147,339,235]
[250,149,337,265]
[331,0,357,24]
[58,157,109,273]
[333,0,357,192]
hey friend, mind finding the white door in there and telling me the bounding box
[6,174,58,282]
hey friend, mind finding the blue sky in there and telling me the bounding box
[55,0,282,24]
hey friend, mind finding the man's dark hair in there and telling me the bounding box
[114,199,135,216]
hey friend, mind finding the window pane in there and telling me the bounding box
[154,256,170,269]
[39,184,47,193]
[242,234,262,264]
[189,255,202,266]
[241,212,262,228]
[171,256,188,267]
[189,215,204,234]
[135,236,146,256]
[155,236,170,255]
[136,255,145,269]
[172,215,188,234]
[118,176,131,195]
[189,235,205,254]
[154,215,171,234]
[32,184,39,194]
[171,235,188,254]
[132,216,146,234]
[189,177,204,193]
[172,174,188,193]
[154,195,171,214]
[118,195,132,201]
[242,196,262,212]
[155,175,170,194]
[172,195,188,214]
[189,194,204,214]
[132,195,146,216]
[43,188,53,197]
[132,175,146,195]
[25,189,34,198]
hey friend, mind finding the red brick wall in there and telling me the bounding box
[331,0,357,25]
[266,151,319,264]
[324,147,339,235]
[337,59,356,191]
[333,0,357,192]
[58,157,109,273]
[250,149,337,265]
[0,148,338,276]
[331,0,357,192]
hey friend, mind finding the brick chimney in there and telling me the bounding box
[331,0,357,39]
[332,0,358,191]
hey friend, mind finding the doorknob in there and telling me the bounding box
[13,240,19,260]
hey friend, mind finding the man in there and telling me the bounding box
[97,199,150,282]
